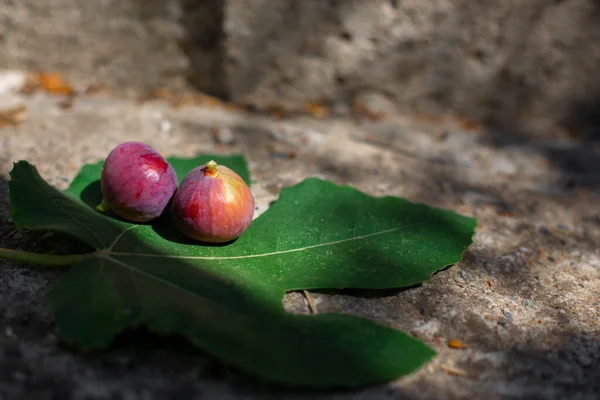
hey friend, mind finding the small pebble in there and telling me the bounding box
[523,299,535,308]
[45,333,58,346]
[498,318,510,327]
[159,119,172,134]
[578,354,592,367]
[12,371,26,382]
[437,130,449,141]
[352,90,397,119]
[376,182,391,192]
[331,101,351,117]
[213,127,235,145]
[4,326,16,339]
[498,311,513,327]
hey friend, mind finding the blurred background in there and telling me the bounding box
[2,0,600,126]
[2,0,599,189]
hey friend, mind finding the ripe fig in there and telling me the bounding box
[171,160,254,243]
[96,141,177,222]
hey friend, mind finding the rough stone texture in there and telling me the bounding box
[0,0,188,93]
[223,0,600,127]
[1,71,599,399]
[3,0,600,129]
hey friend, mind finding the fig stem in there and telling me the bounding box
[0,247,97,267]
[95,200,111,214]
[204,160,219,178]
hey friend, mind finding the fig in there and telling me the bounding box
[96,141,177,222]
[171,160,254,243]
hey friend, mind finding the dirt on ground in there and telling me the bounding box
[0,71,599,400]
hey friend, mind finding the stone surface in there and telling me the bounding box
[3,0,600,130]
[1,71,599,399]
[223,0,600,129]
[0,0,188,93]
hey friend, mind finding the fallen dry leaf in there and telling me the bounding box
[137,88,241,111]
[20,72,75,96]
[38,72,75,96]
[413,113,445,126]
[263,104,288,119]
[304,101,329,118]
[449,113,482,132]
[0,104,27,128]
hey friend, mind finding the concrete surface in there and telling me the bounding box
[0,0,188,94]
[4,0,600,129]
[223,0,600,127]
[1,71,599,399]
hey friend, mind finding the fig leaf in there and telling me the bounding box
[4,156,476,388]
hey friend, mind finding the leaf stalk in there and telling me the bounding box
[0,248,96,267]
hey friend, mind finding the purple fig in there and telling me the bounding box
[96,141,177,222]
[171,160,254,243]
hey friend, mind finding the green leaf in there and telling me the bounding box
[5,157,477,388]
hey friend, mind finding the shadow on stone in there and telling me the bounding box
[178,0,228,99]
[479,99,600,192]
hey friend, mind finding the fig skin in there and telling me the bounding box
[97,141,177,222]
[171,160,255,243]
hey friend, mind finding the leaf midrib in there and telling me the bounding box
[29,161,432,264]
[106,222,426,261]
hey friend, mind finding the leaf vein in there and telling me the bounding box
[109,222,424,261]
[108,225,139,250]
[103,256,255,321]
[47,189,108,248]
